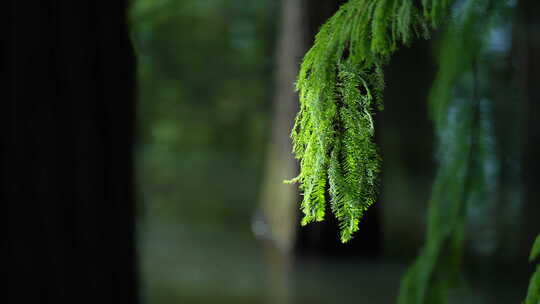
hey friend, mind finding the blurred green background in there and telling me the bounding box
[131,0,277,302]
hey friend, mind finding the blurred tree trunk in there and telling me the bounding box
[257,0,306,302]
[5,1,137,303]
[258,0,306,255]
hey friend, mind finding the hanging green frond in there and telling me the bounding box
[398,0,513,303]
[288,0,452,242]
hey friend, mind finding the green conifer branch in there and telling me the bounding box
[399,1,513,303]
[288,0,451,242]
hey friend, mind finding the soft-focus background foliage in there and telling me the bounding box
[131,0,277,302]
[130,0,538,303]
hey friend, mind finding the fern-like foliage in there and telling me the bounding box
[398,0,513,303]
[288,0,451,242]
[524,234,540,304]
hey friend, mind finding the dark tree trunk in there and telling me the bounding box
[378,39,436,258]
[5,1,137,303]
[516,0,540,259]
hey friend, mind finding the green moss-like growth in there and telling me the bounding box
[287,0,450,242]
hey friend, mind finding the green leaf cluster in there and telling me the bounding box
[288,0,451,242]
